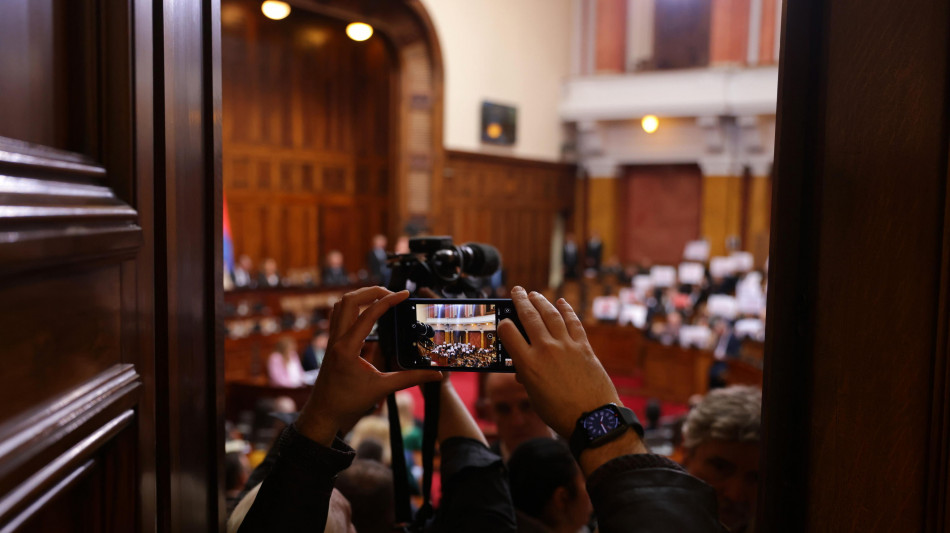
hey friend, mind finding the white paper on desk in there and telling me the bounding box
[709,256,737,278]
[618,288,637,304]
[632,275,652,299]
[730,251,754,272]
[650,266,677,288]
[619,304,648,328]
[707,294,738,319]
[678,262,705,285]
[734,318,764,339]
[592,296,621,320]
[683,240,710,261]
[679,325,712,348]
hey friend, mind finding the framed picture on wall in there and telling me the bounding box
[481,101,517,145]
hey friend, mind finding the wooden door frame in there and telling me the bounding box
[761,0,950,530]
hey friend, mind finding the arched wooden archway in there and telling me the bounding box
[289,0,446,234]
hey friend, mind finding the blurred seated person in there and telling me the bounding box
[365,234,390,285]
[322,250,351,287]
[508,438,593,533]
[225,451,251,515]
[648,311,683,346]
[681,386,761,533]
[267,337,305,388]
[257,258,281,288]
[301,329,328,372]
[485,372,556,462]
[233,254,255,289]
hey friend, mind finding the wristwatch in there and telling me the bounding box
[569,403,644,460]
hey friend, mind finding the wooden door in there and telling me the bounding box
[618,164,703,265]
[0,1,222,531]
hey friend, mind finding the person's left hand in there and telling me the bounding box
[295,287,442,446]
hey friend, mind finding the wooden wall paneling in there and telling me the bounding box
[222,0,393,278]
[761,0,950,529]
[701,174,743,257]
[440,151,574,291]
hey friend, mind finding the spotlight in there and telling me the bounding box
[641,115,659,134]
[346,22,374,42]
[261,1,290,20]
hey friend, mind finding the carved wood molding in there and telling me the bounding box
[0,140,141,275]
[0,409,133,530]
[0,366,140,502]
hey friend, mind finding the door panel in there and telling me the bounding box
[0,0,149,531]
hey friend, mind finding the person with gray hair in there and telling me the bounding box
[681,385,762,533]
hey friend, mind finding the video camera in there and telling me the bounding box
[386,236,501,298]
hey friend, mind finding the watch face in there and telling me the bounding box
[582,407,620,440]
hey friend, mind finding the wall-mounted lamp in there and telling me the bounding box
[261,1,291,20]
[346,22,374,42]
[641,115,659,134]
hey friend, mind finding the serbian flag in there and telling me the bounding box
[223,191,235,274]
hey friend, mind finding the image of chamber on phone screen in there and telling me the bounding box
[410,302,512,369]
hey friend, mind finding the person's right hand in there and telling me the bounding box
[497,286,621,438]
[295,287,441,446]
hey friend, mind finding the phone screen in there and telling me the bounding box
[391,298,525,372]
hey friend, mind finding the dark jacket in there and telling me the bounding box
[236,425,724,533]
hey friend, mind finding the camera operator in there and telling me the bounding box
[234,286,724,532]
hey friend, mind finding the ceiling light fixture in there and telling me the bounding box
[346,22,374,42]
[641,115,659,134]
[261,1,291,20]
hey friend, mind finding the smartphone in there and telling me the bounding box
[384,298,527,372]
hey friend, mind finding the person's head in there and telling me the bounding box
[667,311,683,328]
[263,258,277,275]
[394,235,410,254]
[508,438,592,533]
[275,336,296,360]
[682,386,762,532]
[238,254,253,270]
[348,416,391,465]
[224,452,249,495]
[327,250,344,269]
[372,234,387,249]
[484,373,553,456]
[334,459,395,533]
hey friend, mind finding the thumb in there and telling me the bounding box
[379,369,443,396]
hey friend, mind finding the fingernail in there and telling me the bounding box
[513,286,526,293]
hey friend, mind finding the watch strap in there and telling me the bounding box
[569,404,644,460]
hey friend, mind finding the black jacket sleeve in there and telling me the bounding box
[429,437,517,533]
[586,454,726,533]
[237,424,355,533]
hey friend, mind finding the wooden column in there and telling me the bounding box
[745,173,771,267]
[709,0,751,65]
[595,0,628,73]
[757,0,778,64]
[700,168,744,257]
[586,175,620,264]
